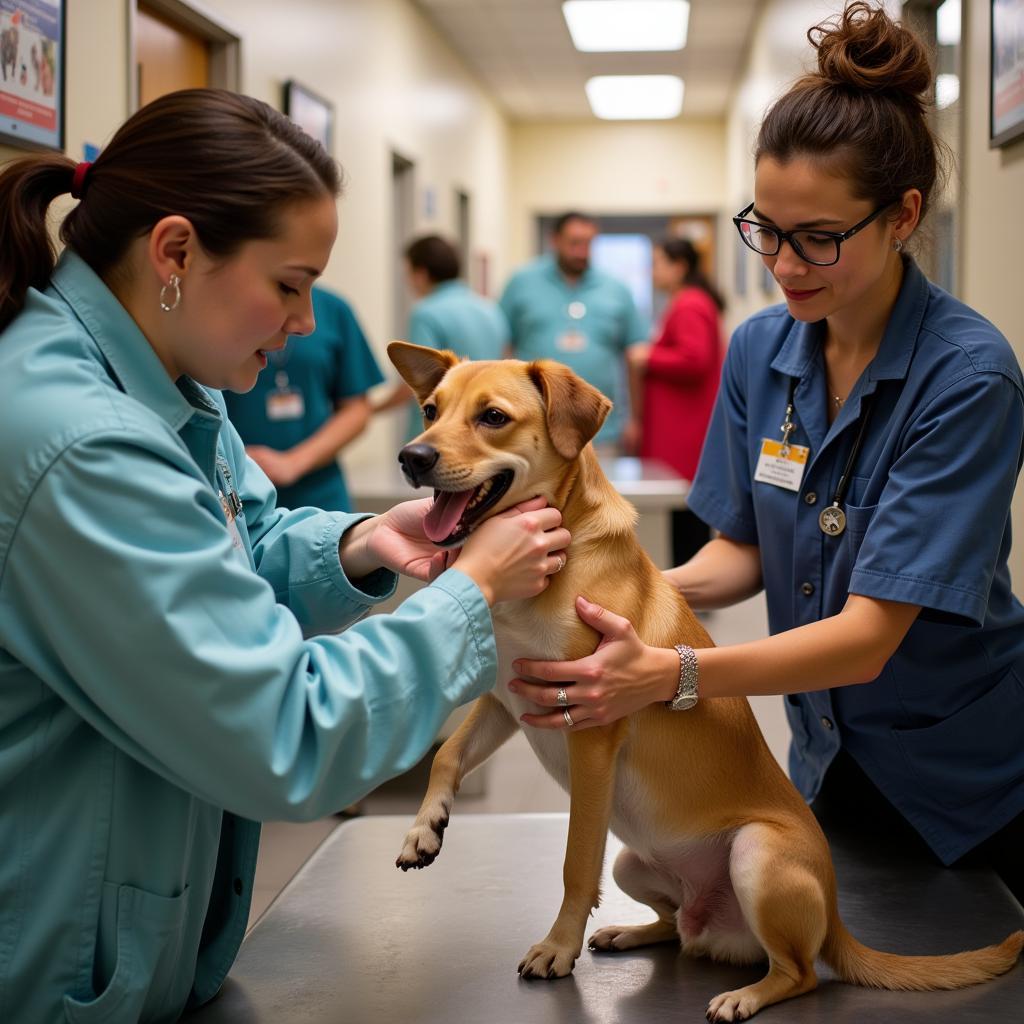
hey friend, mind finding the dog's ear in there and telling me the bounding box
[388,341,459,402]
[527,360,612,460]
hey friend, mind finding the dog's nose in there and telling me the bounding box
[398,443,440,485]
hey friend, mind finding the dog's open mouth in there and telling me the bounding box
[422,470,514,546]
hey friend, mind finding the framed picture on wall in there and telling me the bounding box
[283,79,334,152]
[0,0,65,151]
[991,0,1024,147]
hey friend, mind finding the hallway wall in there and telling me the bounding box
[962,0,1024,590]
[506,118,727,272]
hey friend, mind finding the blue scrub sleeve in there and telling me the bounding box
[849,370,1024,624]
[686,326,760,544]
[3,431,497,822]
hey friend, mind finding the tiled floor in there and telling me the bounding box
[249,592,787,928]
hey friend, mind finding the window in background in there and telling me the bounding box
[590,233,654,324]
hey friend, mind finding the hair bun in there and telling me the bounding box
[810,1,932,102]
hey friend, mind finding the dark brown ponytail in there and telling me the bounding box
[755,1,947,228]
[0,155,77,329]
[0,88,342,331]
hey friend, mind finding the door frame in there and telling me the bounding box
[127,0,241,112]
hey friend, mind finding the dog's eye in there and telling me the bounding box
[422,403,437,422]
[480,408,510,427]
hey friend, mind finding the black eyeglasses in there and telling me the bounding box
[733,201,893,267]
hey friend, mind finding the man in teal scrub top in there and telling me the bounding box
[375,234,509,439]
[224,285,383,511]
[500,212,649,447]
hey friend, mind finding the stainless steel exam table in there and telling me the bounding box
[187,812,1024,1023]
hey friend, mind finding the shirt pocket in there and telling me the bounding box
[891,665,1024,809]
[64,882,190,1024]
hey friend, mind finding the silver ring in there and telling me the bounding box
[556,687,568,707]
[554,555,565,573]
[563,708,573,728]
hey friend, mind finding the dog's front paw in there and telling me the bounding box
[706,989,759,1022]
[395,814,449,871]
[517,940,578,980]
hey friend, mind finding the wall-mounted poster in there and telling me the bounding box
[0,0,64,150]
[992,0,1024,147]
[283,79,334,152]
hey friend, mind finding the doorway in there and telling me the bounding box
[130,0,240,111]
[392,151,416,339]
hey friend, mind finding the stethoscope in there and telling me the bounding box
[783,376,875,537]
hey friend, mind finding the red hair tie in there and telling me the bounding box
[70,161,93,200]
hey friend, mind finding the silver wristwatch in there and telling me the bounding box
[666,644,699,711]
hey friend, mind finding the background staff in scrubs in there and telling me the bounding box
[373,233,509,440]
[223,284,383,513]
[0,89,569,1022]
[500,211,649,449]
[507,2,1024,906]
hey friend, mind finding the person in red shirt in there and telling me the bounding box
[626,237,725,564]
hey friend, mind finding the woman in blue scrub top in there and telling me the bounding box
[509,3,1024,905]
[0,89,569,1023]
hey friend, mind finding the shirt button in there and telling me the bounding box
[820,716,834,731]
[233,877,243,896]
[800,581,815,596]
[804,491,817,505]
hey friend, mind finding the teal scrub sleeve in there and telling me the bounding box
[3,431,497,822]
[849,370,1024,625]
[326,297,385,401]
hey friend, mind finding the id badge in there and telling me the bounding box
[219,490,247,556]
[556,331,587,353]
[266,388,305,421]
[754,438,809,491]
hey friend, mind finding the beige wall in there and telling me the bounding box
[962,0,1024,589]
[506,118,727,270]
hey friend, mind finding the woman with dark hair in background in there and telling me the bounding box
[624,236,725,564]
[0,89,568,1021]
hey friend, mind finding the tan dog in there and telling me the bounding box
[388,341,1023,1021]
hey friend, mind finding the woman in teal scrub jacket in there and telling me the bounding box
[508,4,1024,906]
[0,89,569,1023]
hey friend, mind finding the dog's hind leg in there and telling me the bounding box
[518,723,628,979]
[589,847,679,952]
[396,694,517,870]
[706,823,826,1022]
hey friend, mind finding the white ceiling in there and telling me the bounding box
[412,0,764,121]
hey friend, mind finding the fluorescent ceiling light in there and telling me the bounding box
[936,0,961,47]
[563,1,689,52]
[585,75,684,120]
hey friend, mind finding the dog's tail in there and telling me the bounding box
[822,919,1024,990]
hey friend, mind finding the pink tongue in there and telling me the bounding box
[423,489,474,543]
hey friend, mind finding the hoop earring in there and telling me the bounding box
[892,237,904,253]
[159,274,182,312]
